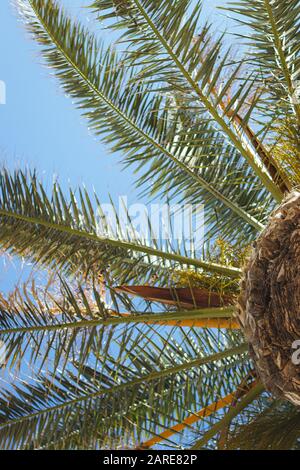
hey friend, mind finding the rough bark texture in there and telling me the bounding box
[237,191,300,406]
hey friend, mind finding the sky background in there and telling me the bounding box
[0,0,234,292]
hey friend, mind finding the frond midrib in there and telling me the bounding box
[0,306,236,335]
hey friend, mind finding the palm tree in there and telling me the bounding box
[0,0,299,449]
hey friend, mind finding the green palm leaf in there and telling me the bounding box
[14,0,274,246]
[224,400,300,450]
[0,325,248,449]
[91,0,284,201]
[221,0,300,184]
[3,0,299,451]
[222,0,300,125]
[0,168,242,278]
[0,270,237,371]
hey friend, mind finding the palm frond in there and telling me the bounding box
[191,381,265,449]
[14,0,276,247]
[0,168,242,282]
[0,327,249,449]
[222,0,300,124]
[0,272,113,370]
[225,400,300,450]
[222,0,300,185]
[138,390,237,449]
[5,0,298,451]
[91,0,284,201]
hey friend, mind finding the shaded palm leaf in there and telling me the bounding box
[224,400,300,450]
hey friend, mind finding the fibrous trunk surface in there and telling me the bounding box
[238,192,300,405]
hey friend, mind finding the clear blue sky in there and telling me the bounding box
[0,0,232,292]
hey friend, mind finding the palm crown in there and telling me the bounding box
[0,0,300,449]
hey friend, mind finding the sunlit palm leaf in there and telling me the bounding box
[222,0,300,186]
[0,169,242,281]
[14,0,276,248]
[91,0,284,201]
[222,0,300,125]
